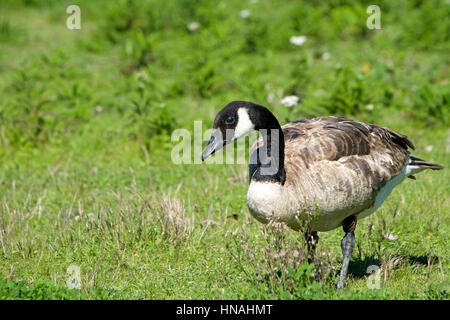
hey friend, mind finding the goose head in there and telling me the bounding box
[201,101,281,161]
[202,101,255,161]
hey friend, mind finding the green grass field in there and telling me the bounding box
[0,0,448,299]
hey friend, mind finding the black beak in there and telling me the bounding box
[201,129,224,161]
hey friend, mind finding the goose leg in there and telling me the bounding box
[304,231,319,262]
[337,215,357,289]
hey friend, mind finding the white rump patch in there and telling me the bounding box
[234,108,254,140]
[358,157,421,219]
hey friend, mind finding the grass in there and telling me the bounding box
[0,0,448,299]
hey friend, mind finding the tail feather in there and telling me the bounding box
[409,156,444,170]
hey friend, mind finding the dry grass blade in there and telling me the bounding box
[227,166,248,184]
[228,218,334,295]
[156,195,193,243]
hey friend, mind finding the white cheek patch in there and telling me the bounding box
[234,108,254,140]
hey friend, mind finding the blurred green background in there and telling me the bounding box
[0,0,448,299]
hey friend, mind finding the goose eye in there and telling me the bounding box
[225,117,234,124]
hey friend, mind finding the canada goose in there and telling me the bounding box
[201,101,444,289]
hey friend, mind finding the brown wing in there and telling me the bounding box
[282,116,413,179]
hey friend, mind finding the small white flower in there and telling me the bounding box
[322,52,331,60]
[187,22,200,31]
[289,35,307,46]
[366,104,374,111]
[281,95,299,107]
[383,233,399,241]
[240,9,251,19]
[425,145,433,152]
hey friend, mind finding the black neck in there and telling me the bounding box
[248,105,286,184]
